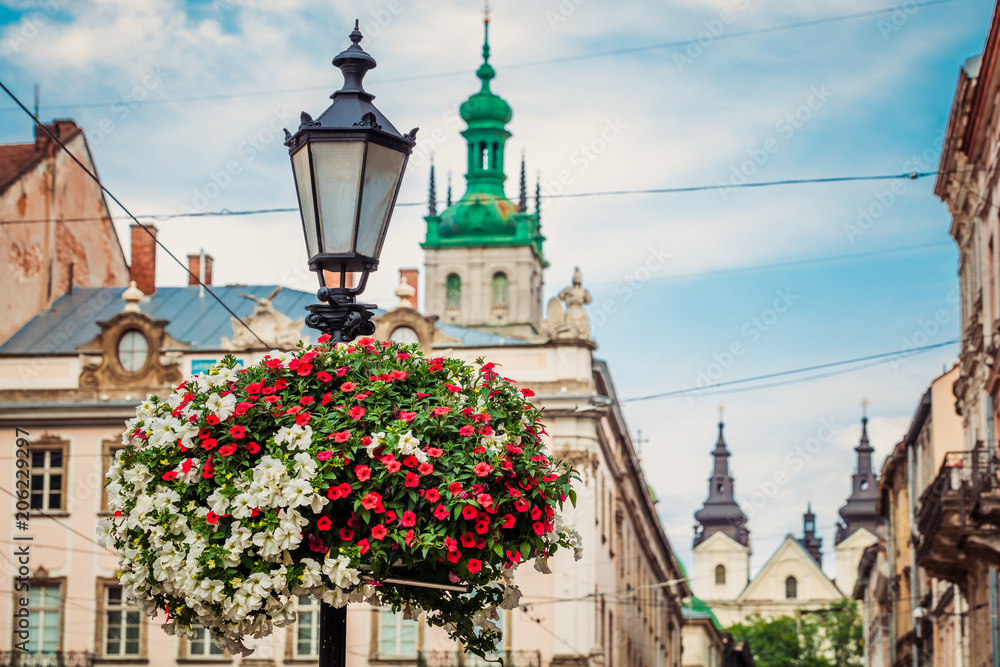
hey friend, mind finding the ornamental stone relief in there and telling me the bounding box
[76,310,188,390]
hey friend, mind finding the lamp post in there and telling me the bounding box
[285,20,417,344]
[284,21,416,667]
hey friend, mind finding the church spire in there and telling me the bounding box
[836,399,884,544]
[694,405,749,548]
[535,172,541,220]
[800,503,823,566]
[519,150,527,212]
[446,171,452,207]
[428,155,437,216]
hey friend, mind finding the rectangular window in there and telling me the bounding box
[30,447,65,511]
[189,624,226,658]
[294,596,320,658]
[27,583,61,652]
[105,586,142,657]
[378,610,417,657]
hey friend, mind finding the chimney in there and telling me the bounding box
[187,252,214,286]
[130,223,157,295]
[400,268,418,309]
[322,270,353,289]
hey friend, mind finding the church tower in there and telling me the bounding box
[836,411,883,544]
[422,9,546,337]
[799,504,823,567]
[692,410,751,601]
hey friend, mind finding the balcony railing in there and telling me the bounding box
[0,652,93,667]
[916,449,998,539]
[417,650,542,667]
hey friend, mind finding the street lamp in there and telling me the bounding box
[285,20,417,343]
[284,21,416,667]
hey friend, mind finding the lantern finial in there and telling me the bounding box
[332,21,377,99]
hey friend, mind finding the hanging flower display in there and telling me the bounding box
[98,336,582,658]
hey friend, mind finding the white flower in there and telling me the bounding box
[207,489,230,515]
[282,479,314,508]
[297,559,323,591]
[310,493,329,514]
[252,531,281,560]
[96,517,116,547]
[364,432,386,457]
[205,392,237,421]
[230,493,256,519]
[274,424,314,451]
[208,365,239,388]
[292,452,317,480]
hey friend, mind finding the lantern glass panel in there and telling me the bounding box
[292,147,319,258]
[356,142,406,258]
[311,140,366,255]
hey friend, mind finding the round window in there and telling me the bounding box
[118,330,149,373]
[389,326,420,344]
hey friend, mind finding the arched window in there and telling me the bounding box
[785,576,797,599]
[445,274,462,308]
[715,564,726,585]
[492,272,508,305]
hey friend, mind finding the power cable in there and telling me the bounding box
[620,339,959,403]
[0,79,269,349]
[0,171,940,226]
[0,0,963,112]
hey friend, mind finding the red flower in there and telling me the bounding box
[426,447,444,458]
[181,458,194,473]
[385,460,402,474]
[459,425,475,436]
[425,488,441,503]
[300,396,315,406]
[446,549,462,564]
[433,504,449,520]
[321,392,334,406]
[358,539,370,555]
[390,369,408,381]
[334,430,351,443]
[234,401,253,415]
[444,537,458,552]
[206,511,219,525]
[348,406,365,420]
[405,529,415,546]
[219,444,237,457]
[295,413,311,426]
[531,506,542,520]
[521,387,535,397]
[318,334,332,343]
[404,472,419,488]
[399,411,417,422]
[396,352,411,359]
[474,462,494,477]
[162,471,178,481]
[415,392,431,398]
[431,406,451,416]
[355,465,371,481]
[339,526,354,541]
[340,381,356,392]
[317,450,333,461]
[418,462,434,476]
[327,482,352,500]
[228,425,246,439]
[402,456,418,468]
[317,517,332,531]
[371,524,387,540]
[467,559,482,574]
[401,511,416,527]
[477,493,493,508]
[501,513,515,529]
[246,441,261,454]
[461,506,478,520]
[205,414,221,426]
[361,492,383,510]
[316,371,333,382]
[533,522,546,535]
[201,438,217,451]
[445,384,462,393]
[514,498,530,512]
[460,532,476,548]
[297,363,313,376]
[385,510,397,523]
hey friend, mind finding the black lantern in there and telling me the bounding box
[285,20,417,342]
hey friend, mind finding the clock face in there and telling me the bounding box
[389,326,420,344]
[118,329,149,373]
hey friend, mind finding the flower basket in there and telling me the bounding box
[99,336,581,658]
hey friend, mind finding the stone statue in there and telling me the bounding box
[542,267,592,341]
[221,287,306,350]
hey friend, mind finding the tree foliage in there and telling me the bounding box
[726,600,863,667]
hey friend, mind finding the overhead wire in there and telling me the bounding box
[0,79,269,349]
[0,0,963,112]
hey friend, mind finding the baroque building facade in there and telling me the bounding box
[0,14,687,667]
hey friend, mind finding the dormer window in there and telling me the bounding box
[117,330,149,373]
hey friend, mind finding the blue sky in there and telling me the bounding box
[0,0,992,582]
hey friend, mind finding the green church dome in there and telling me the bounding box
[438,193,518,239]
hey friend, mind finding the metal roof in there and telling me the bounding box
[0,286,530,354]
